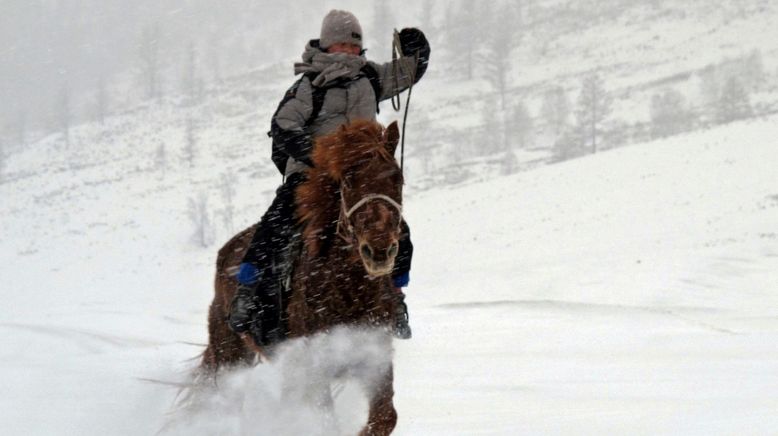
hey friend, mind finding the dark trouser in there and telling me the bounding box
[241,173,306,273]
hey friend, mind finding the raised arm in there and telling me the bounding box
[367,28,430,102]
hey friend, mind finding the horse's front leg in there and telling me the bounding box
[360,365,397,436]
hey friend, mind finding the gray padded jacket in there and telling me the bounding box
[271,39,423,176]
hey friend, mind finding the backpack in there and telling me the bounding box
[269,64,382,175]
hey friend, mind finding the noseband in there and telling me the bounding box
[338,188,403,241]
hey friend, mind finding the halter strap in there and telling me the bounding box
[344,193,403,218]
[337,192,403,244]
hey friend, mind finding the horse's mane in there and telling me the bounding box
[296,120,395,255]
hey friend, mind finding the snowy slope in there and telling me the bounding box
[397,117,778,434]
[2,111,777,434]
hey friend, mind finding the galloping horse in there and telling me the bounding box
[202,120,404,435]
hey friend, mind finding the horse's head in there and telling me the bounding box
[300,120,403,277]
[338,122,403,276]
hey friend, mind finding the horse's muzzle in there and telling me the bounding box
[359,241,398,277]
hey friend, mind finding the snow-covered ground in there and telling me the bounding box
[3,2,778,433]
[1,111,777,434]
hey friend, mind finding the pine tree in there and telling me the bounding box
[574,73,612,154]
[716,77,752,124]
[743,49,765,92]
[698,64,720,121]
[650,88,691,138]
[14,110,27,147]
[182,42,200,104]
[484,3,519,111]
[137,23,163,100]
[509,101,534,149]
[541,86,571,138]
[58,85,71,148]
[155,142,166,173]
[552,127,586,162]
[444,1,479,80]
[481,98,503,156]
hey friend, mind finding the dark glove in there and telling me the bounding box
[398,28,430,82]
[398,28,429,57]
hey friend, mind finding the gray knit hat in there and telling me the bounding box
[320,10,363,49]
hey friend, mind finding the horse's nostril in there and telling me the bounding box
[360,244,373,259]
[387,242,398,258]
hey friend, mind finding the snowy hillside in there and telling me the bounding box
[2,1,778,434]
[2,111,777,434]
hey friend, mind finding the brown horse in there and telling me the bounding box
[201,120,404,435]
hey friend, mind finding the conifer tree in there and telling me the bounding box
[574,73,612,154]
[716,77,752,124]
[650,88,691,138]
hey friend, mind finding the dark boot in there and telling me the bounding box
[393,290,412,339]
[228,282,259,334]
[228,280,285,347]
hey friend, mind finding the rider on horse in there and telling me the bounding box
[228,10,430,347]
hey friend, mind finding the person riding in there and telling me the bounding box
[228,10,430,347]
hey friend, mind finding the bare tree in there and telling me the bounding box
[650,88,692,138]
[58,84,71,147]
[188,192,214,248]
[574,73,612,154]
[137,23,163,100]
[183,117,197,169]
[220,172,236,234]
[716,77,752,124]
[541,86,571,138]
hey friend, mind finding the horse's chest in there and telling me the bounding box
[288,273,394,335]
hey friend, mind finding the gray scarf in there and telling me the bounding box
[294,41,367,87]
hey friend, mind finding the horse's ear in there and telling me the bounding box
[384,121,400,156]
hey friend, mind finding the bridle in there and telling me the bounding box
[337,188,403,243]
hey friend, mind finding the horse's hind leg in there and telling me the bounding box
[360,365,397,436]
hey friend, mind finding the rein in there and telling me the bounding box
[390,29,416,175]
